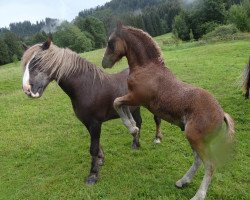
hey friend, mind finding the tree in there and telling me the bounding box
[53,22,93,53]
[74,16,106,48]
[172,12,190,41]
[3,31,23,60]
[228,0,250,32]
[0,38,10,65]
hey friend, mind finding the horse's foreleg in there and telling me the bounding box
[153,115,163,144]
[245,87,249,99]
[98,144,105,166]
[114,96,139,136]
[175,150,202,188]
[86,121,102,185]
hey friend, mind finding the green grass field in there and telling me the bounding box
[0,35,249,200]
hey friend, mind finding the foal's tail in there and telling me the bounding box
[224,112,235,142]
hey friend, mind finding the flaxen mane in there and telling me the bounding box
[120,26,163,64]
[22,43,105,82]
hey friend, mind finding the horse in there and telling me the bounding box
[21,39,163,185]
[242,58,250,99]
[102,24,235,200]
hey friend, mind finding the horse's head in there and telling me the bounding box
[102,22,127,68]
[22,39,52,98]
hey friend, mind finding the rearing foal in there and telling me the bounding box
[102,24,235,200]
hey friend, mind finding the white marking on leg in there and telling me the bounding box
[123,106,137,127]
[176,151,201,188]
[154,138,161,144]
[114,98,139,135]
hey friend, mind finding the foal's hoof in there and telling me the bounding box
[175,180,188,188]
[86,174,98,185]
[130,126,139,136]
[154,138,161,144]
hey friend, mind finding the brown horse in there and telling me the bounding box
[102,24,235,200]
[21,40,162,185]
[243,58,250,99]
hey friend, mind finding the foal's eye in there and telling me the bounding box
[108,41,115,51]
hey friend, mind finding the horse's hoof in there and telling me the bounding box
[154,138,161,144]
[86,174,98,185]
[132,142,140,149]
[97,158,104,166]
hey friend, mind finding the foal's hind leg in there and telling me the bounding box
[175,150,202,188]
[190,161,215,200]
[185,125,216,200]
[153,115,163,144]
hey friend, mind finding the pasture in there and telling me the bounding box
[0,35,249,200]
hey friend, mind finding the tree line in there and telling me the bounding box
[0,0,249,66]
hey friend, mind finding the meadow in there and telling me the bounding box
[0,35,249,200]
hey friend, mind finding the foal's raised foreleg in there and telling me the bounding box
[113,95,139,136]
[175,150,202,188]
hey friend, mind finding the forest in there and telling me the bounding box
[0,0,249,65]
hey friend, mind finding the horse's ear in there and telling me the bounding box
[42,37,52,50]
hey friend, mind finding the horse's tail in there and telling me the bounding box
[242,58,250,95]
[224,112,235,142]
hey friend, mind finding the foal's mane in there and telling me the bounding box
[22,43,105,82]
[119,26,163,63]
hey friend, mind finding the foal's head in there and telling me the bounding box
[102,23,127,68]
[22,39,52,98]
[102,23,162,68]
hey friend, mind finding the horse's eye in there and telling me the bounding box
[108,41,115,51]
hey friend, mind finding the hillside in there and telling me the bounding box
[0,36,249,199]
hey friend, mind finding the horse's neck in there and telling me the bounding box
[126,45,161,68]
[57,66,106,100]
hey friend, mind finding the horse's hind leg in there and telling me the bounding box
[175,150,202,188]
[123,106,137,128]
[153,115,163,144]
[131,107,142,149]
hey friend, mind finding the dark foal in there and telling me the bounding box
[21,40,162,185]
[102,24,235,200]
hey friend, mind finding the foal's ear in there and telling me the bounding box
[41,38,52,50]
[117,21,123,31]
[22,43,29,51]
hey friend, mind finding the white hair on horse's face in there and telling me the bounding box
[22,54,40,98]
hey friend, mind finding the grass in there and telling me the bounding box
[0,35,249,200]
